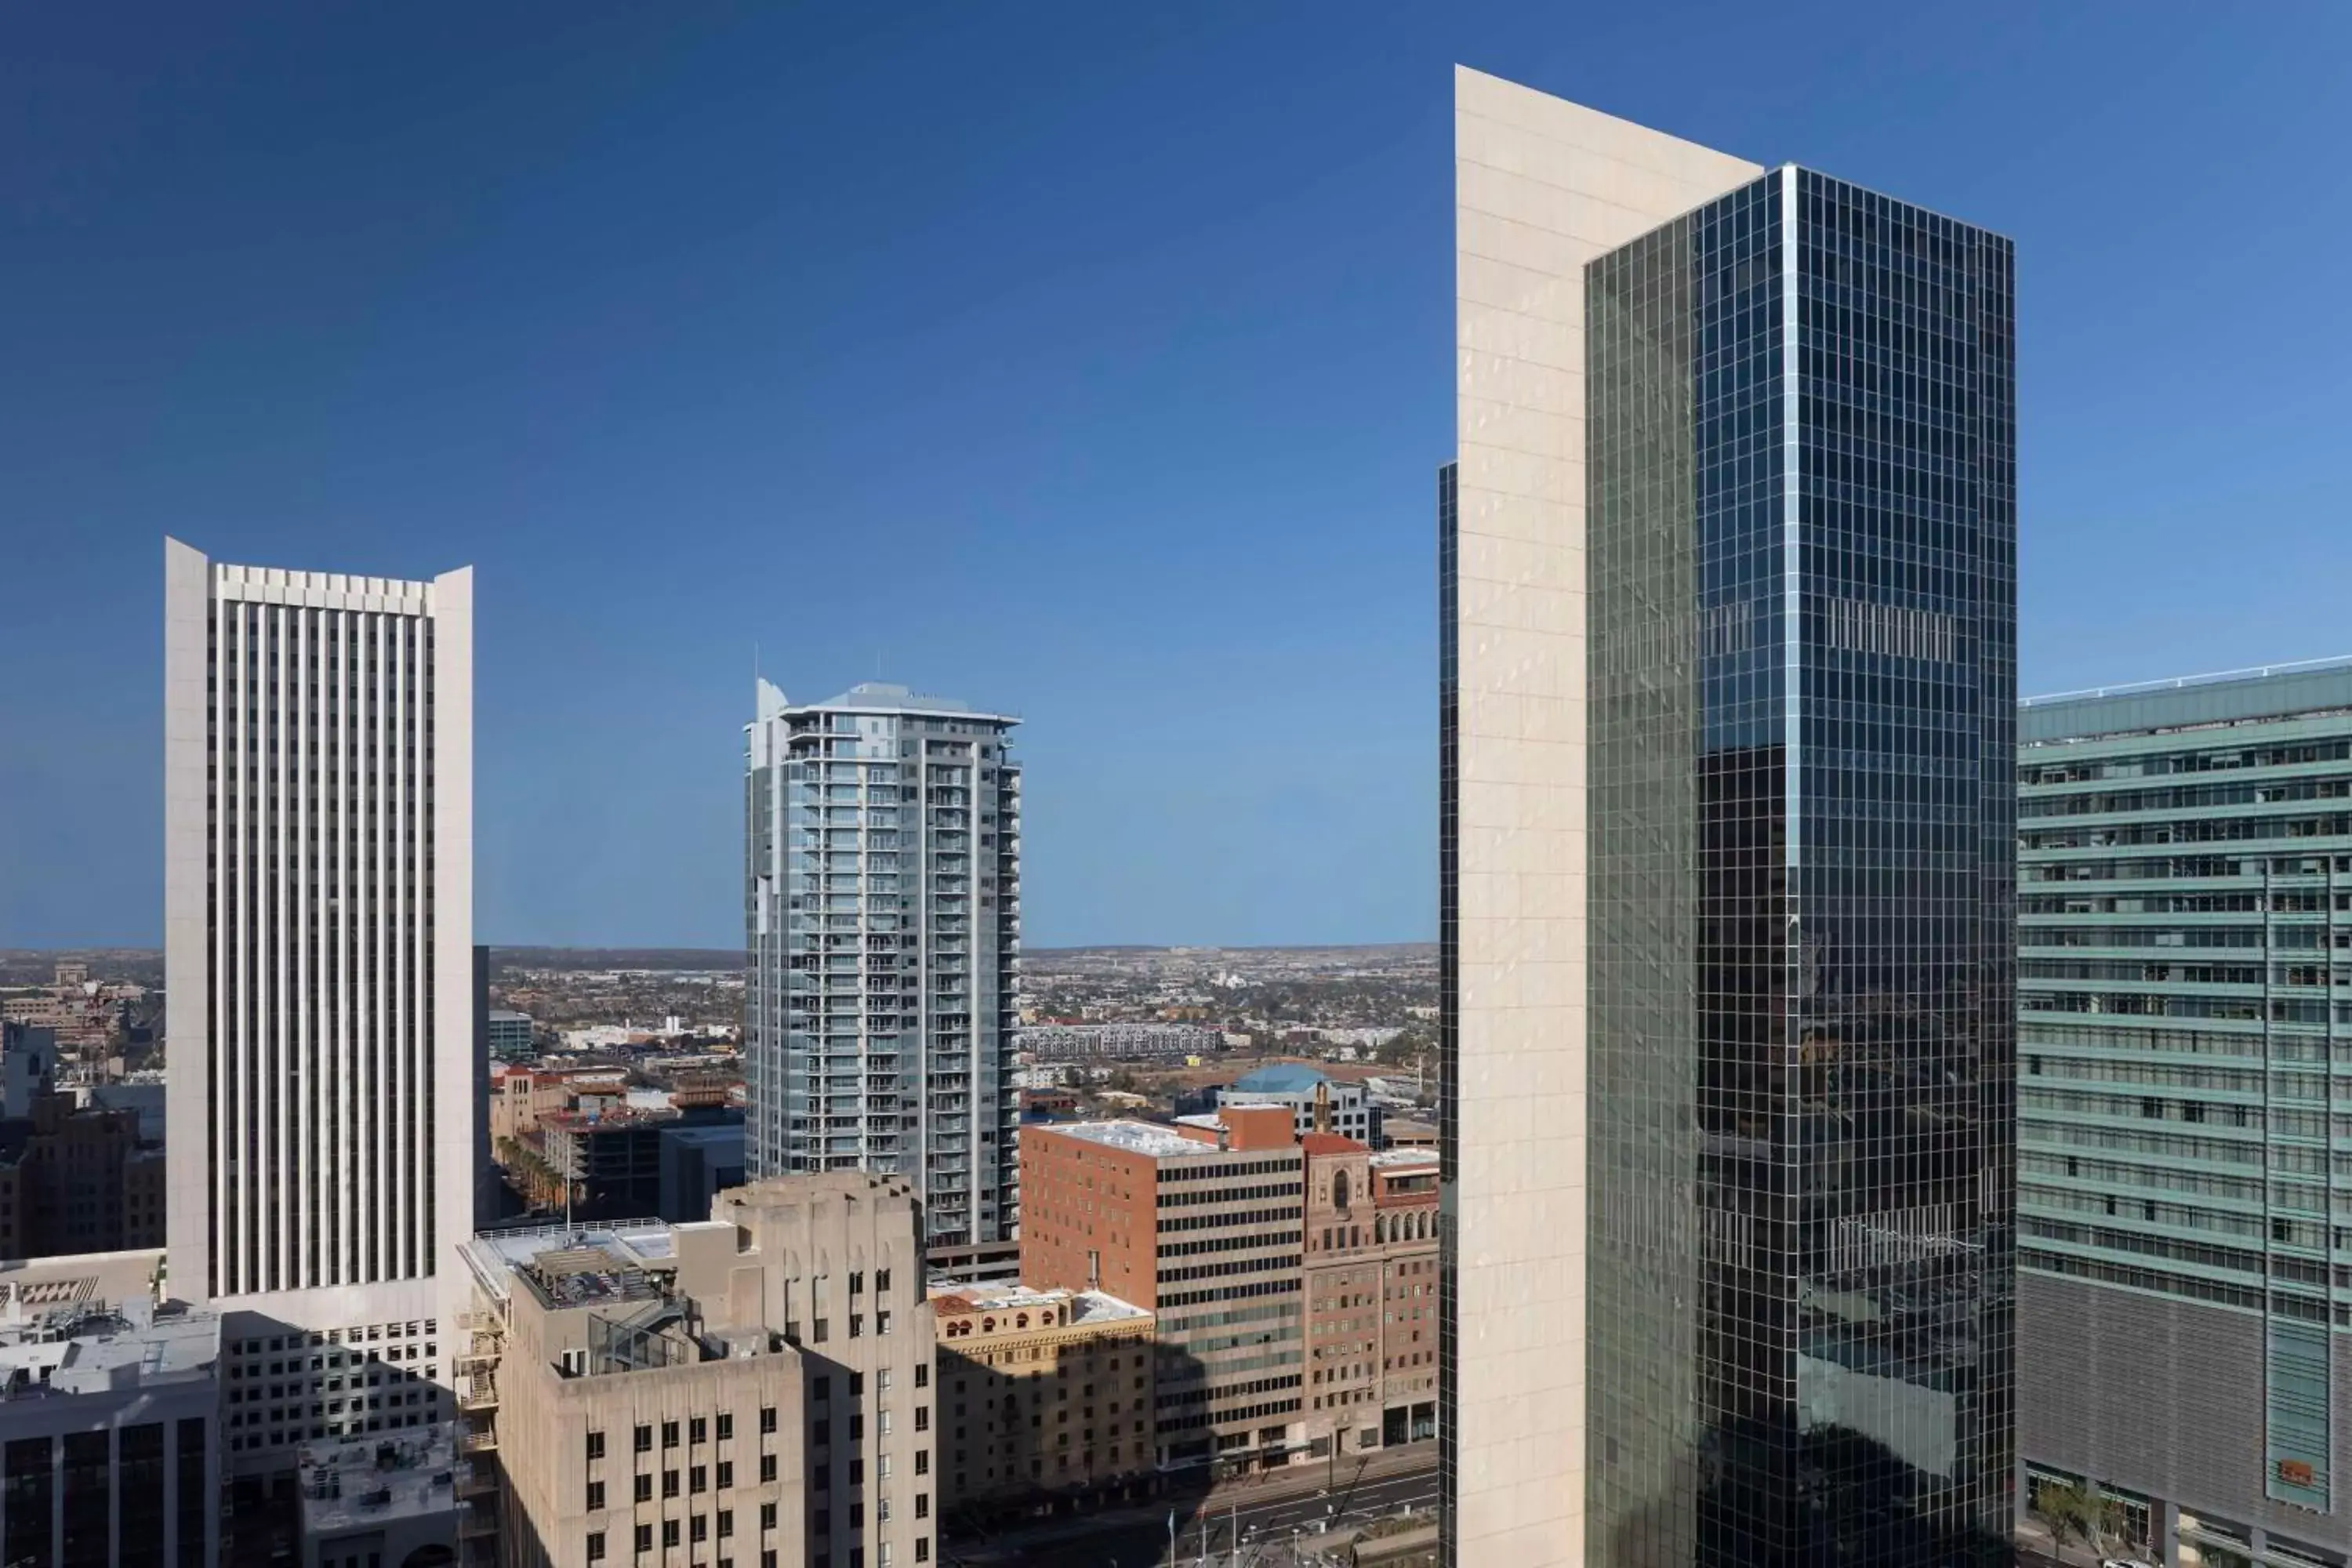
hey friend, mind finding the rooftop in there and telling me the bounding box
[1370,1148,1440,1171]
[297,1423,461,1538]
[1232,1064,1330,1094]
[2022,656,2352,745]
[929,1286,1149,1325]
[0,1296,219,1402]
[459,1219,677,1306]
[1035,1120,1206,1159]
[755,678,1018,726]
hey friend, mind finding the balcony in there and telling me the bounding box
[459,1375,499,1411]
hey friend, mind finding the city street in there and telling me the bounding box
[944,1465,1439,1566]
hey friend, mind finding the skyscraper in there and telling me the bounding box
[743,680,1021,1251]
[163,539,476,1479]
[1441,69,2015,1566]
[2018,662,2352,1567]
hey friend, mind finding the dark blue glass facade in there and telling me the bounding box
[1586,166,2016,1567]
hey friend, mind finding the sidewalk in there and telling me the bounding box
[946,1441,1438,1561]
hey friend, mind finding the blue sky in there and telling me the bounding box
[3,2,2347,949]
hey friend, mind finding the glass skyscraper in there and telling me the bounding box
[1579,165,2016,1566]
[743,680,1022,1249]
[2019,662,2352,1567]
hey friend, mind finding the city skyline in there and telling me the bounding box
[7,5,2350,952]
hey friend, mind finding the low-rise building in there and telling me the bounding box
[0,1254,220,1567]
[486,1011,535,1061]
[460,1174,934,1568]
[1020,1108,1306,1477]
[1220,1065,1381,1149]
[932,1285,1153,1523]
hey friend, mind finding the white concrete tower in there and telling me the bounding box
[164,537,477,1478]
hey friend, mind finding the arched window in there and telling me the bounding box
[1374,1214,1388,1243]
[1332,1170,1351,1210]
[1015,1313,1029,1330]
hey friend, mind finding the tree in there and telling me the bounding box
[2032,1478,2122,1555]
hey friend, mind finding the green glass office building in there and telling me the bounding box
[2021,662,2352,1567]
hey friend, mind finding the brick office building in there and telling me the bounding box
[1301,1137,1439,1462]
[1019,1107,1305,1475]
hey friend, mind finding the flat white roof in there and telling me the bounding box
[0,1302,219,1399]
[1039,1120,1204,1159]
[1370,1149,1439,1170]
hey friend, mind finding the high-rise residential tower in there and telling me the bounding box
[1441,68,2016,1566]
[744,680,1021,1251]
[2018,662,2352,1568]
[163,539,476,1480]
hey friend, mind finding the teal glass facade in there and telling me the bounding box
[2020,665,2352,1520]
[1584,165,2014,1566]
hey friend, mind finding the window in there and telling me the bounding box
[811,1377,830,1402]
[877,1267,891,1293]
[691,1465,708,1494]
[878,1311,893,1336]
[916,1494,929,1519]
[814,1418,832,1445]
[760,1406,778,1435]
[760,1454,778,1484]
[662,1469,680,1499]
[662,1519,681,1549]
[717,1412,734,1442]
[587,1531,607,1562]
[915,1450,928,1476]
[586,1479,605,1511]
[719,1509,735,1538]
[760,1503,778,1530]
[633,1425,652,1454]
[691,1417,708,1445]
[914,1364,928,1389]
[717,1460,734,1489]
[814,1319,829,1343]
[691,1515,709,1544]
[633,1524,652,1555]
[914,1406,929,1432]
[633,1475,652,1504]
[662,1420,681,1450]
[850,1315,864,1338]
[586,1429,606,1462]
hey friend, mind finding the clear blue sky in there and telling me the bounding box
[3,2,2347,949]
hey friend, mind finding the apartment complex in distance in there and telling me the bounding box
[162,540,477,1500]
[1019,1108,1306,1475]
[931,1284,1155,1522]
[1442,67,2016,1566]
[2019,661,2352,1568]
[459,1174,932,1568]
[744,681,1022,1259]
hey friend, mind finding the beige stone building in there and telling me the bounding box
[931,1284,1153,1523]
[1443,66,1762,1567]
[460,1174,937,1568]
